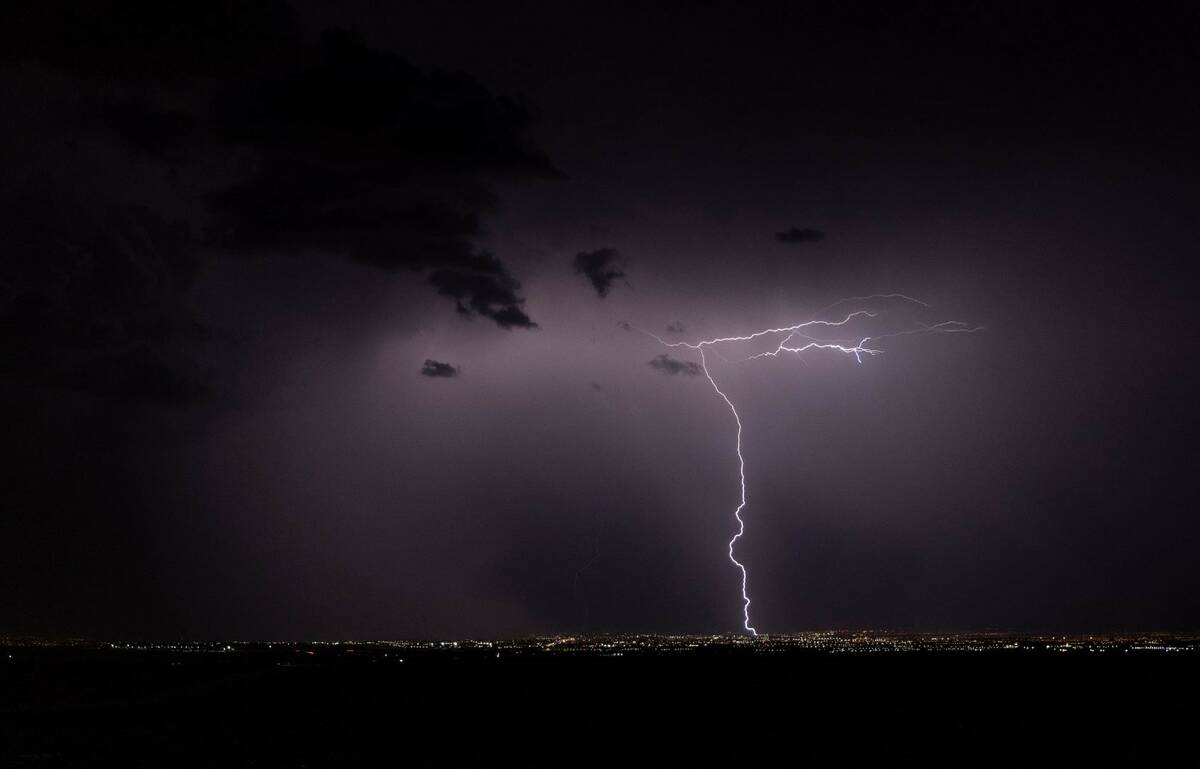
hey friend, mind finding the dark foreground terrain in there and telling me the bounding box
[3,633,1197,766]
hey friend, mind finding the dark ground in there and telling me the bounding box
[2,636,1196,766]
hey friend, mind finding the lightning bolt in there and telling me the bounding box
[695,344,756,634]
[641,296,980,636]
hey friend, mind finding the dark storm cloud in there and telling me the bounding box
[4,7,558,351]
[427,263,535,329]
[574,248,626,297]
[666,321,686,334]
[420,359,460,378]
[648,354,702,376]
[775,227,825,244]
[207,29,558,328]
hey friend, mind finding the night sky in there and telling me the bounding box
[3,2,1198,640]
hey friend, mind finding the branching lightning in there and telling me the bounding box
[641,295,979,636]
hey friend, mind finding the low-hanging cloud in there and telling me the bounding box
[648,353,702,376]
[428,261,535,329]
[420,359,460,378]
[775,227,825,244]
[574,247,626,297]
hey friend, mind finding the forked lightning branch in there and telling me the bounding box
[642,295,979,635]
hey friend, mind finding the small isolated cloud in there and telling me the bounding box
[648,354,702,376]
[574,247,626,297]
[420,359,460,378]
[666,321,686,333]
[775,227,825,244]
